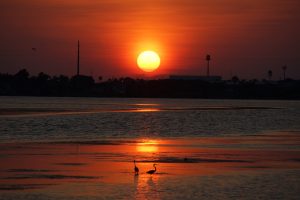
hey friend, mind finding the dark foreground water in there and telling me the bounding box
[1,170,299,200]
[0,97,299,142]
[0,134,300,200]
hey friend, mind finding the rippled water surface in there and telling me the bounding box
[0,97,299,142]
[0,97,300,200]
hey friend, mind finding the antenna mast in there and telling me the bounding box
[206,54,211,77]
[77,40,80,76]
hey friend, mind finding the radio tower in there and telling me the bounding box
[282,65,287,80]
[77,40,80,76]
[206,54,211,77]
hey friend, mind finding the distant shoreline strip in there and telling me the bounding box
[0,106,281,117]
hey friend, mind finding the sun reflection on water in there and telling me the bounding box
[134,173,160,199]
[135,108,160,112]
[136,140,159,152]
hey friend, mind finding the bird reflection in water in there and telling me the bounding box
[133,171,160,199]
[133,140,161,199]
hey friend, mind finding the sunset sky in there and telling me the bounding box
[0,0,299,79]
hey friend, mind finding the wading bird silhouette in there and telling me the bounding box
[134,160,139,175]
[146,164,157,175]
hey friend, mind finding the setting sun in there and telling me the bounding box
[137,51,160,72]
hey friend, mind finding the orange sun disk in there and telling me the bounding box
[137,51,160,72]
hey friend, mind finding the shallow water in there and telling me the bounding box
[0,134,299,200]
[0,97,299,142]
[1,171,299,200]
[0,97,299,199]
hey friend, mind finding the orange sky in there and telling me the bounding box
[0,0,299,79]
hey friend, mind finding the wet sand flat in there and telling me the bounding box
[0,131,300,199]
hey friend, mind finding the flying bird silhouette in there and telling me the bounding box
[146,164,157,175]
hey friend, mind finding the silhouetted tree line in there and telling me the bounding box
[0,69,300,99]
[0,69,94,96]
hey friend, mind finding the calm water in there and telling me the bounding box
[0,96,300,142]
[0,97,300,200]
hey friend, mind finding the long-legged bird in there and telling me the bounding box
[146,164,157,175]
[134,160,139,175]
